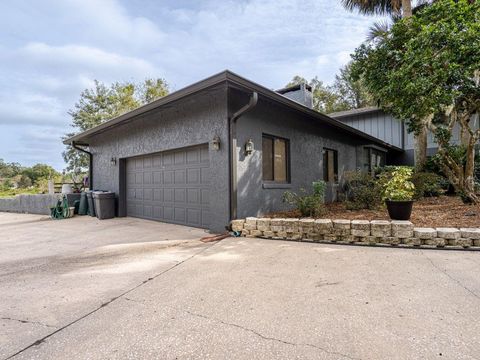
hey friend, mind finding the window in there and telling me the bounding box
[323,148,338,183]
[262,134,289,182]
[364,147,386,172]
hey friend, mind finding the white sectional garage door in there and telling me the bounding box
[126,145,211,228]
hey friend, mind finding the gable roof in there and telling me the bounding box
[64,70,402,151]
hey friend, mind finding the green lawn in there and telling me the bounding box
[0,188,42,198]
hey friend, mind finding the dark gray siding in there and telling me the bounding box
[88,86,230,233]
[233,95,365,219]
[339,110,403,149]
[404,119,479,150]
[338,110,479,165]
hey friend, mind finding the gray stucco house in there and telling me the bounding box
[65,71,402,232]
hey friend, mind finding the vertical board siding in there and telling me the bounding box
[339,111,402,148]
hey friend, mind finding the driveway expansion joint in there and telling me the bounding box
[421,251,480,300]
[184,310,361,360]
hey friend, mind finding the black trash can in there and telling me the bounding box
[86,191,96,217]
[93,192,115,220]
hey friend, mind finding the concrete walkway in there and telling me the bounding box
[1,213,479,359]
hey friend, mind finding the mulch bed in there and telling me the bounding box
[265,196,480,228]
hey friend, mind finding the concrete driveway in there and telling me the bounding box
[1,213,479,359]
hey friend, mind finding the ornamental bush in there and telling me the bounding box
[411,172,445,199]
[379,166,415,201]
[283,180,326,217]
[343,170,382,210]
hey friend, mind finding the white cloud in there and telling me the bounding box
[335,51,353,66]
[0,92,64,126]
[0,0,386,169]
[19,42,161,79]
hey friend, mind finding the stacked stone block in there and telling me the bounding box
[299,219,315,240]
[257,218,272,238]
[368,220,391,245]
[284,219,300,240]
[331,220,351,242]
[229,218,480,250]
[351,220,370,242]
[460,228,480,247]
[315,219,333,241]
[270,218,285,239]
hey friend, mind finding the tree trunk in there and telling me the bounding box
[401,0,413,17]
[414,128,427,171]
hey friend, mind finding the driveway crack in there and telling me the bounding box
[1,317,57,329]
[4,240,220,360]
[422,251,480,300]
[184,310,360,360]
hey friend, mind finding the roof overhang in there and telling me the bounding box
[328,106,382,119]
[64,70,403,152]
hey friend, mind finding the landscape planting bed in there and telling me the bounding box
[267,196,479,228]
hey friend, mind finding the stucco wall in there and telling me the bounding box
[0,194,60,215]
[88,86,230,233]
[233,95,365,219]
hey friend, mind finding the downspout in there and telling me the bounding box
[229,91,258,220]
[72,141,93,190]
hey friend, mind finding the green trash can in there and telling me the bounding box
[92,192,115,220]
[78,192,88,215]
[86,191,96,217]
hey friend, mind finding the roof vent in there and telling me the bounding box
[276,83,313,109]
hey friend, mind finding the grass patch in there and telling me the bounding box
[0,188,41,198]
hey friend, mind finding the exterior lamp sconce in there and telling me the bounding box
[211,135,221,151]
[244,139,254,156]
[110,157,117,166]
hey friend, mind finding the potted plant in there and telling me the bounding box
[380,167,416,220]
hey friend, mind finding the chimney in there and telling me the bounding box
[276,83,313,109]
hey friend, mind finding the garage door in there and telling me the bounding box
[126,145,211,228]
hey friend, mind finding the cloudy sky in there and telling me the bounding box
[0,0,384,170]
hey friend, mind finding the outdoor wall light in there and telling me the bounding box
[244,139,254,156]
[110,157,117,166]
[211,135,221,151]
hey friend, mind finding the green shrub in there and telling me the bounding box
[343,170,382,210]
[379,166,415,201]
[283,180,326,217]
[411,172,445,199]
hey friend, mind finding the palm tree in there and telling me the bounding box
[341,0,433,170]
[341,0,412,17]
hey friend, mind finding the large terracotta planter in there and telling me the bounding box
[385,200,414,220]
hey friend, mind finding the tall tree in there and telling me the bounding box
[0,159,23,178]
[22,164,59,184]
[331,62,374,110]
[351,0,480,202]
[286,76,342,113]
[63,78,169,172]
[287,63,373,113]
[341,0,433,170]
[341,0,412,17]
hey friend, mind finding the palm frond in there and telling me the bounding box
[341,0,402,15]
[367,20,391,43]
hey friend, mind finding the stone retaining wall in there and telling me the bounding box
[0,194,61,215]
[230,218,480,249]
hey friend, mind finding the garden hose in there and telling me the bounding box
[50,195,70,220]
